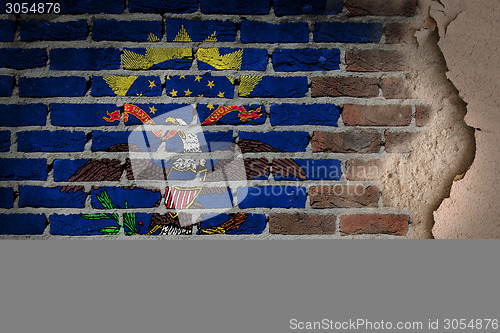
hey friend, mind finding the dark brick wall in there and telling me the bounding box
[0,0,422,238]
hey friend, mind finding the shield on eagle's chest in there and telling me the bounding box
[165,186,202,209]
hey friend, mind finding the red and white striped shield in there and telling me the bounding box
[165,186,202,209]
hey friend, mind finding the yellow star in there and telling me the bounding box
[194,75,202,82]
[207,81,215,89]
[184,89,192,97]
[207,104,215,110]
[170,89,178,97]
[148,80,156,89]
[149,106,157,114]
[136,93,143,97]
[217,91,225,98]
[198,94,204,97]
[166,75,171,80]
[179,75,186,79]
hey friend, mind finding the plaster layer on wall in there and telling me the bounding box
[432,0,500,238]
[380,0,476,238]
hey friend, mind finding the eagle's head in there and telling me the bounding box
[164,117,186,140]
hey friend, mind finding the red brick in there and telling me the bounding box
[311,76,379,98]
[310,185,379,209]
[346,49,406,72]
[345,0,417,17]
[343,105,412,126]
[385,23,417,44]
[416,105,431,127]
[269,213,336,235]
[312,131,381,153]
[346,159,381,181]
[340,214,410,236]
[385,132,418,153]
[381,77,414,99]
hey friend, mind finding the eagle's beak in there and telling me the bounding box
[165,117,179,125]
[165,117,186,140]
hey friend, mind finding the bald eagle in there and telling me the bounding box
[62,116,306,235]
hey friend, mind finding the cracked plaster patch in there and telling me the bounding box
[379,0,476,238]
[432,0,500,238]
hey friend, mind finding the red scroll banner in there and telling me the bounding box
[201,105,262,125]
[103,104,162,138]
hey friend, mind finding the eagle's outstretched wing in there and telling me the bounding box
[237,139,281,153]
[66,159,122,183]
[244,157,270,180]
[61,144,171,193]
[204,158,249,182]
[125,159,168,181]
[237,139,307,180]
[204,139,277,182]
[60,144,128,193]
[272,158,307,181]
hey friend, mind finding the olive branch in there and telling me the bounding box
[81,190,138,235]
